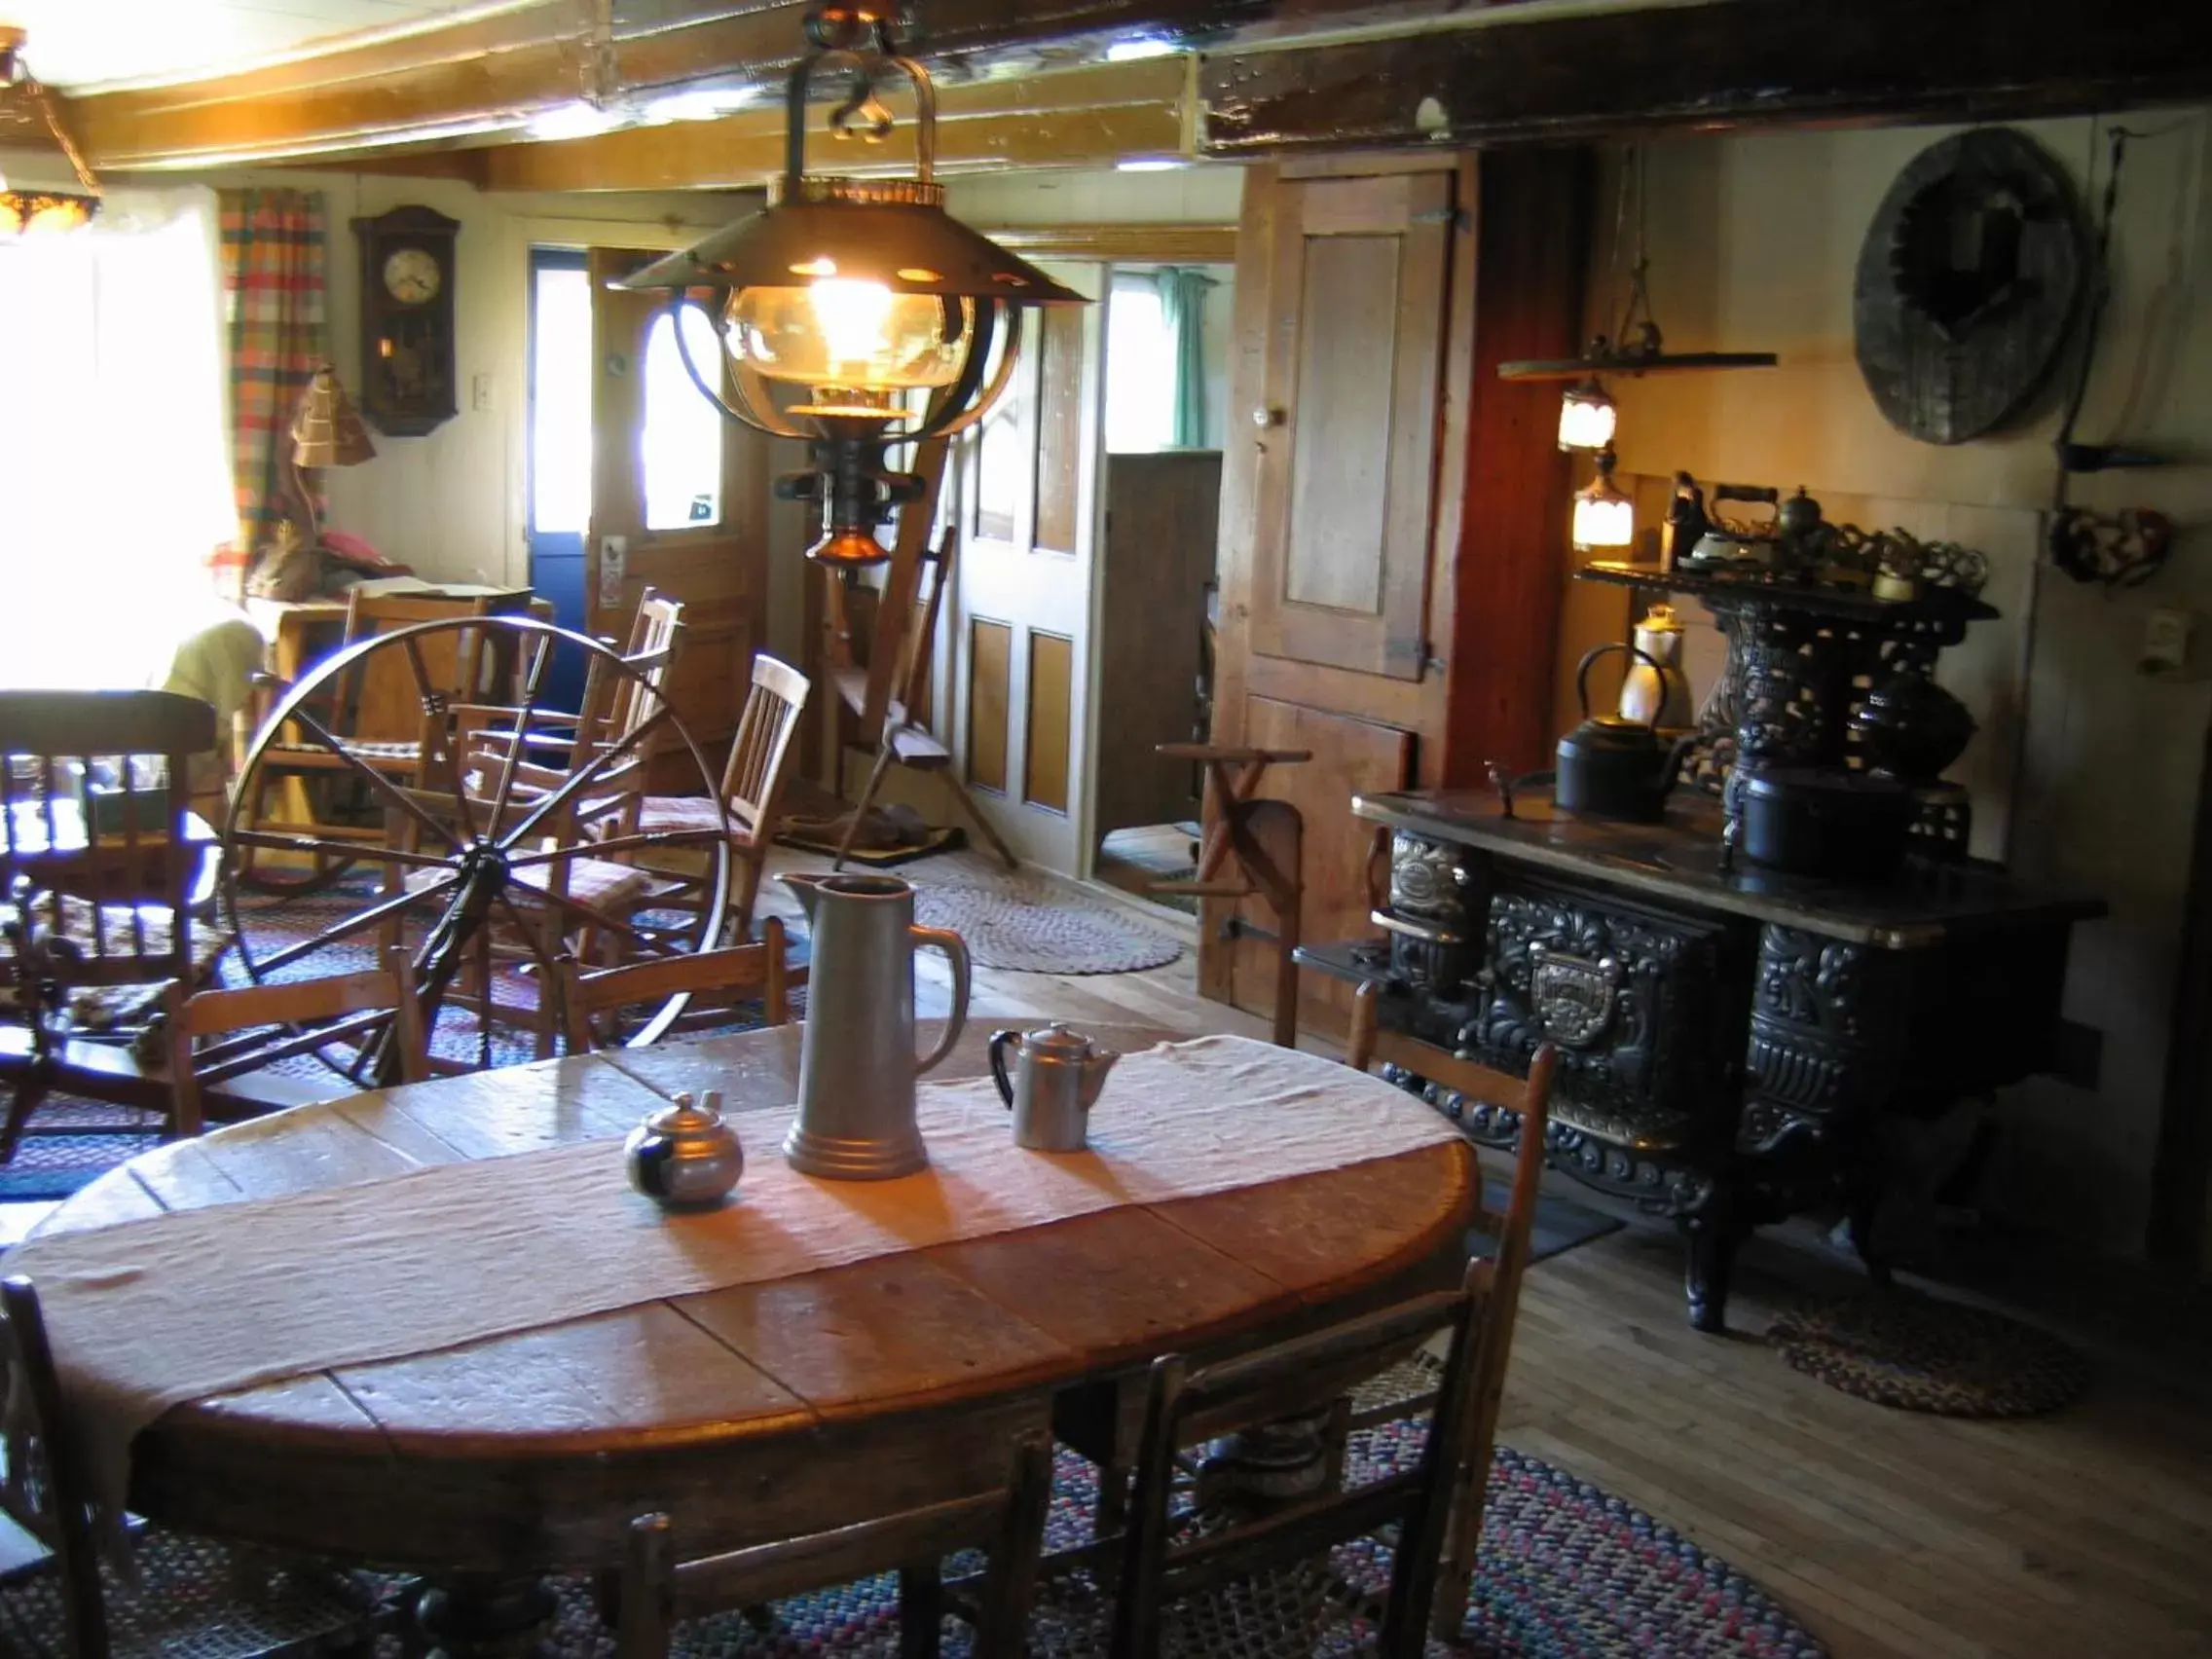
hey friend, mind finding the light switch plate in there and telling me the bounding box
[2143,607,2192,673]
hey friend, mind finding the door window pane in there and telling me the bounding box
[643,304,725,531]
[530,262,591,535]
[1105,275,1174,453]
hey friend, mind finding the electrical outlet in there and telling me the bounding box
[470,372,493,412]
[2142,607,2192,674]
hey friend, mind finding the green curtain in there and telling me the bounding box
[1154,266,1217,448]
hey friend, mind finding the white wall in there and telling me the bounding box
[167,168,755,596]
[1584,112,2212,1254]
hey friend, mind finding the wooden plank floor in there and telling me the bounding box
[822,847,2212,1659]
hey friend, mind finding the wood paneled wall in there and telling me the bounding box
[1201,147,1588,1035]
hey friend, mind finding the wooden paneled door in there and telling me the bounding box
[1207,158,1478,1034]
[949,261,1105,874]
[587,248,770,789]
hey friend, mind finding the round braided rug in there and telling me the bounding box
[1766,1290,2089,1419]
[908,870,1182,975]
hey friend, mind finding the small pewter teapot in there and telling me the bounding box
[625,1089,744,1209]
[988,1024,1119,1152]
[1555,644,1695,823]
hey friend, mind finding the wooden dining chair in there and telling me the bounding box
[556,918,791,1051]
[624,654,810,943]
[1038,1267,1491,1659]
[164,945,428,1137]
[0,1274,389,1659]
[1,691,222,1164]
[614,1430,1053,1659]
[1345,980,1558,1639]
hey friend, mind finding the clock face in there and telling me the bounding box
[382,247,442,306]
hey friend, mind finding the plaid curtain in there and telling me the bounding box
[217,188,327,581]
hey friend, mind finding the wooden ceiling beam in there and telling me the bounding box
[1198,0,2212,155]
[58,0,1374,171]
[478,57,1191,191]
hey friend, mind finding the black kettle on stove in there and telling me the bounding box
[1555,643,1695,823]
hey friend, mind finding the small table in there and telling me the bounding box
[31,1022,1475,1656]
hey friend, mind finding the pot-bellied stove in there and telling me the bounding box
[1306,790,2104,1331]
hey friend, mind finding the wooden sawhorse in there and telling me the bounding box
[1148,744,1310,1048]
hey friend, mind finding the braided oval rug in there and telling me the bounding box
[0,1441,1824,1659]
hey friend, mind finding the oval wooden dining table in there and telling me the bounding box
[30,1020,1477,1655]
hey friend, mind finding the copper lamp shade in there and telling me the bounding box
[618,5,1089,567]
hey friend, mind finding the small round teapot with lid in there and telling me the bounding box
[988,1024,1119,1152]
[625,1089,745,1208]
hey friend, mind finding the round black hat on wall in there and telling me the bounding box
[1854,128,2091,445]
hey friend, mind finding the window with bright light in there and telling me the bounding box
[642,303,725,531]
[529,261,591,535]
[0,190,236,688]
[1105,273,1177,454]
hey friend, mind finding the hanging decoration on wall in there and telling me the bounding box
[1500,146,1777,556]
[1853,128,2090,446]
[2046,125,2176,588]
[618,4,1088,567]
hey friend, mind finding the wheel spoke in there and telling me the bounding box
[405,634,483,837]
[495,891,575,987]
[247,874,460,976]
[504,828,725,868]
[475,902,493,1072]
[488,635,554,832]
[499,707,670,851]
[281,703,467,854]
[512,878,660,955]
[229,828,454,869]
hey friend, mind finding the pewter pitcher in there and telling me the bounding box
[780,873,971,1180]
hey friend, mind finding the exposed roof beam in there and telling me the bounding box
[478,56,1191,191]
[1198,0,2212,155]
[57,0,1384,171]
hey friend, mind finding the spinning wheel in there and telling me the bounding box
[221,618,732,1077]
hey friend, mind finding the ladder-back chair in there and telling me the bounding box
[0,691,220,1161]
[557,917,791,1051]
[615,1431,1053,1659]
[165,944,429,1136]
[0,1275,389,1659]
[626,654,809,942]
[1345,981,1558,1638]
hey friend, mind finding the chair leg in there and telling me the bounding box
[942,770,1018,871]
[832,744,897,872]
[896,1564,943,1659]
[1426,1464,1487,1641]
[0,1073,52,1165]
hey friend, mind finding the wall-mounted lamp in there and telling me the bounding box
[1557,379,1618,452]
[1571,445,1635,551]
[0,26,100,239]
[616,5,1088,567]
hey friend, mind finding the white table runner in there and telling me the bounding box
[10,1036,1461,1509]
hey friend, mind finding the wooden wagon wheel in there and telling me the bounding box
[220,617,733,1079]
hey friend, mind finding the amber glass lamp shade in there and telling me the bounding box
[727,282,969,419]
[1571,445,1634,551]
[1557,380,1618,452]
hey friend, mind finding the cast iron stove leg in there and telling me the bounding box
[1679,1209,1747,1334]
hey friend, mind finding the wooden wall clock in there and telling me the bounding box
[352,204,460,437]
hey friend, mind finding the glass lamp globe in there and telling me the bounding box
[727,280,968,420]
[1557,381,1618,452]
[1572,482,1635,551]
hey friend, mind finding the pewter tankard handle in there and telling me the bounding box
[911,925,970,1073]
